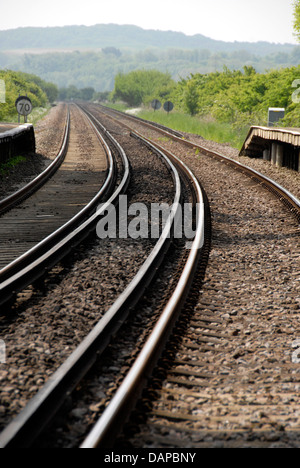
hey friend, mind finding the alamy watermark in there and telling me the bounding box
[292,79,300,104]
[0,79,5,104]
[0,340,6,364]
[292,339,300,364]
[96,196,202,248]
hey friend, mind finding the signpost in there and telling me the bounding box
[15,96,33,123]
[151,99,162,112]
[163,101,174,114]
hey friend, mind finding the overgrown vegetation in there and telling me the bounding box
[109,64,300,149]
[294,0,300,42]
[0,70,58,121]
[173,65,300,130]
[5,46,300,93]
[138,110,247,149]
[111,70,176,107]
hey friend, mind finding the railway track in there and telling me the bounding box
[93,104,300,222]
[86,105,300,448]
[0,106,69,217]
[0,104,299,448]
[0,105,207,447]
[0,104,114,307]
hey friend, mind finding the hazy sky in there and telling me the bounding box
[0,0,297,44]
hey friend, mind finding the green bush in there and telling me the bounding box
[171,65,300,128]
[111,70,176,107]
[0,70,56,120]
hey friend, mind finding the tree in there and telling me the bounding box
[43,82,58,103]
[184,79,199,116]
[0,70,50,120]
[80,87,95,101]
[111,70,175,107]
[294,0,300,41]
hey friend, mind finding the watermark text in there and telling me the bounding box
[0,79,5,104]
[0,340,6,364]
[292,339,300,364]
[96,196,202,249]
[292,79,300,104]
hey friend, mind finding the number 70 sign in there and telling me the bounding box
[15,96,33,118]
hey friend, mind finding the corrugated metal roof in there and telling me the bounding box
[240,126,300,156]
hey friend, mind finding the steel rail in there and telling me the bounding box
[95,104,300,221]
[196,146,300,221]
[0,108,70,216]
[93,103,185,140]
[80,106,300,449]
[99,104,183,138]
[0,117,182,448]
[0,106,121,307]
[79,104,299,448]
[81,135,205,448]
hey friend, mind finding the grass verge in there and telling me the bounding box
[2,105,51,125]
[137,109,248,150]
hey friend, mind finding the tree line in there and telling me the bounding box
[174,65,300,128]
[2,62,300,133]
[109,66,300,130]
[111,70,175,107]
[0,70,58,120]
[2,45,300,93]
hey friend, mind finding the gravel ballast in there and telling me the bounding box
[0,104,67,201]
[0,114,177,434]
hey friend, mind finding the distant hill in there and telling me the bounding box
[0,24,299,92]
[0,24,296,55]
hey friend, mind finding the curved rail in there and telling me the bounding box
[0,114,186,448]
[96,104,185,138]
[0,107,126,307]
[79,104,299,448]
[95,104,300,222]
[0,108,70,216]
[195,145,300,221]
[81,133,205,448]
